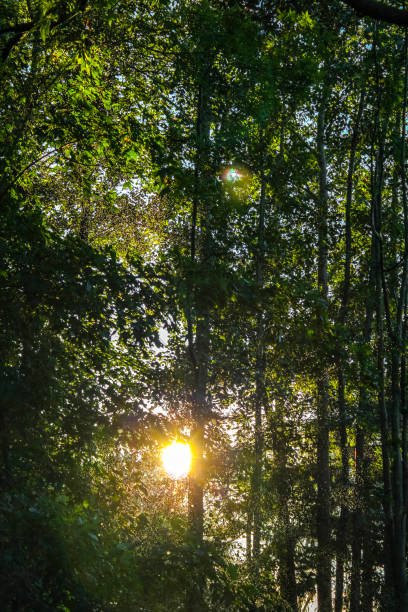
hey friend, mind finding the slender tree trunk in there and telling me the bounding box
[246,504,253,566]
[360,522,376,612]
[350,244,375,612]
[372,143,394,610]
[370,25,408,610]
[334,367,348,612]
[189,313,209,546]
[252,166,266,569]
[358,252,376,612]
[335,85,365,612]
[402,313,408,609]
[186,74,211,612]
[278,502,297,611]
[402,316,408,541]
[271,404,298,611]
[0,411,11,491]
[389,25,408,610]
[349,427,363,612]
[390,344,407,611]
[316,99,332,612]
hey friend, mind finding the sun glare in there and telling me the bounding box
[225,167,242,182]
[161,441,192,479]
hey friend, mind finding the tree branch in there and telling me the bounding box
[0,142,74,202]
[0,22,34,35]
[343,0,408,26]
[1,0,89,64]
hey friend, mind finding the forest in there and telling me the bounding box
[3,1,408,611]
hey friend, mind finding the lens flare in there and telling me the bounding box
[161,441,192,479]
[225,168,242,182]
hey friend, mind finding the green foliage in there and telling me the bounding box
[2,1,408,611]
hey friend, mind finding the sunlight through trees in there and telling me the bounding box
[2,1,408,611]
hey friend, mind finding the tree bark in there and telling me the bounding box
[386,25,408,609]
[246,504,253,566]
[186,74,211,612]
[360,522,376,612]
[316,99,332,612]
[349,427,364,612]
[252,166,266,569]
[334,367,348,612]
[372,137,394,611]
[335,84,365,612]
[271,403,298,611]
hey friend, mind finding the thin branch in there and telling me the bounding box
[0,142,74,202]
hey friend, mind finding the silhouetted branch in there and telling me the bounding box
[343,0,408,26]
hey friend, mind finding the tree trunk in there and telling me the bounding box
[186,74,211,612]
[349,427,363,612]
[252,166,266,569]
[246,504,253,566]
[388,26,408,610]
[360,521,375,612]
[271,403,298,611]
[278,503,297,612]
[372,140,394,610]
[335,84,365,612]
[350,238,375,612]
[334,367,348,612]
[316,99,332,612]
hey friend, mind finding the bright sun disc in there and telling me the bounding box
[161,441,192,479]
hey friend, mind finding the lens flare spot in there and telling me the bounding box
[225,168,242,182]
[161,441,192,479]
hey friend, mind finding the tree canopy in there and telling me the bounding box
[2,1,408,611]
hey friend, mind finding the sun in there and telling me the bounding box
[161,441,192,479]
